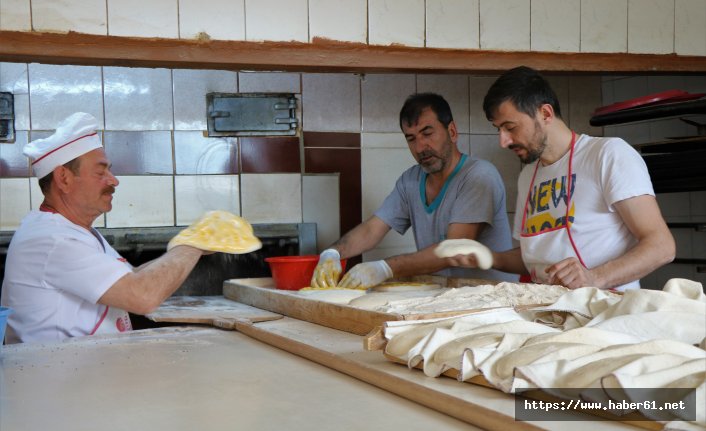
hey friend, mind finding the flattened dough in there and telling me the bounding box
[167,210,262,254]
[348,289,446,310]
[434,239,493,270]
[371,282,442,292]
[296,289,367,304]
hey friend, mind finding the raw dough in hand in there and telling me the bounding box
[167,210,262,254]
[434,239,493,270]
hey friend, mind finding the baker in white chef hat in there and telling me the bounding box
[23,112,103,179]
[2,111,208,345]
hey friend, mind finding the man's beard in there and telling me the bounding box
[518,142,545,164]
[418,139,453,174]
[513,120,547,164]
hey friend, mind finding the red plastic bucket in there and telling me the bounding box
[265,255,347,291]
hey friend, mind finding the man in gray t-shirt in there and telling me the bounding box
[310,93,516,290]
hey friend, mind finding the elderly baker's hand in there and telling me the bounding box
[310,248,343,289]
[338,260,393,290]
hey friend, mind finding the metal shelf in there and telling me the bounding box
[667,222,706,231]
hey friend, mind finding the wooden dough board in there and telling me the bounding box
[145,295,283,329]
[223,277,502,336]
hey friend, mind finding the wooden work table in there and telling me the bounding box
[0,315,641,431]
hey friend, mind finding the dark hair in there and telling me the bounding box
[483,66,562,121]
[38,158,81,194]
[399,92,454,129]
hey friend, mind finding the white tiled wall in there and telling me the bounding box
[107,176,175,227]
[107,0,178,38]
[103,67,173,131]
[240,174,303,223]
[627,0,675,54]
[426,0,479,49]
[361,74,416,132]
[244,0,308,42]
[0,0,31,31]
[2,0,705,56]
[178,0,245,41]
[32,0,107,35]
[238,72,301,94]
[302,73,361,132]
[0,179,30,230]
[173,69,238,130]
[302,174,340,252]
[309,0,367,44]
[531,0,580,53]
[175,175,240,225]
[28,64,104,130]
[675,0,706,56]
[369,0,425,47]
[580,0,628,53]
[480,0,530,51]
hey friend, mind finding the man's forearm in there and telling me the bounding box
[329,217,389,259]
[101,245,203,314]
[591,235,675,289]
[493,247,528,274]
[385,246,450,278]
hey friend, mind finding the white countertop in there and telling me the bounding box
[0,319,646,431]
[0,326,476,431]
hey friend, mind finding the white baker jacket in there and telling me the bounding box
[1,210,133,343]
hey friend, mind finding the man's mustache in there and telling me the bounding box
[417,150,439,160]
[102,186,115,195]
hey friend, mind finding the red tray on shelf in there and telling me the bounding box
[592,90,706,116]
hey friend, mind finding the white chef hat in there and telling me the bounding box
[23,112,103,179]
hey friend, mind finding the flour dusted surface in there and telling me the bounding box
[376,282,570,314]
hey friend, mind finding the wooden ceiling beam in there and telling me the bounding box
[1,30,706,74]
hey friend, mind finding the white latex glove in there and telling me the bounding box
[338,260,393,290]
[310,248,343,289]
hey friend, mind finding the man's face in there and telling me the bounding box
[68,148,119,218]
[491,100,547,164]
[402,107,457,174]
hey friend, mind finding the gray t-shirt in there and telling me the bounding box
[375,154,516,281]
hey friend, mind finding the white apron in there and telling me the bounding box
[519,131,587,283]
[91,305,132,335]
[86,225,133,335]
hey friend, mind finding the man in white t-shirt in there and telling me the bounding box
[1,113,209,343]
[445,66,675,291]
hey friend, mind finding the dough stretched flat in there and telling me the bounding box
[348,289,447,310]
[434,239,493,270]
[371,282,442,292]
[295,289,367,304]
[167,210,262,254]
[378,282,569,314]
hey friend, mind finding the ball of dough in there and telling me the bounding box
[434,239,493,270]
